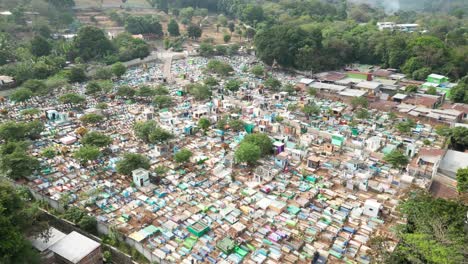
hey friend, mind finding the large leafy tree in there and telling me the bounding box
[10,88,33,102]
[242,133,272,156]
[0,121,44,142]
[73,146,101,163]
[390,190,468,264]
[235,142,261,166]
[30,36,51,57]
[187,24,202,39]
[81,132,112,147]
[72,26,115,61]
[0,181,48,264]
[174,149,192,164]
[383,150,409,169]
[116,153,150,175]
[455,167,468,194]
[0,142,40,180]
[198,118,210,133]
[125,15,163,36]
[134,120,173,144]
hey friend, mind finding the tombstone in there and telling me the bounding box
[132,168,150,188]
[363,199,381,218]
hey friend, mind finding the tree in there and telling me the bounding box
[0,121,44,142]
[187,24,202,39]
[59,93,85,106]
[426,86,438,95]
[228,22,235,35]
[41,147,56,159]
[455,167,468,194]
[80,113,104,124]
[198,117,210,133]
[117,85,136,98]
[148,127,174,144]
[223,34,231,43]
[396,119,416,134]
[188,83,212,100]
[22,79,47,94]
[302,103,320,117]
[241,4,264,25]
[350,97,369,109]
[112,62,126,78]
[242,133,272,156]
[264,77,281,91]
[383,150,409,169]
[78,215,97,235]
[392,190,467,263]
[137,85,156,97]
[355,109,369,119]
[206,60,233,76]
[199,42,215,57]
[153,95,173,108]
[21,108,40,117]
[81,132,112,147]
[68,66,87,83]
[125,15,163,36]
[174,149,192,164]
[250,65,264,77]
[94,68,113,80]
[74,146,101,163]
[204,76,219,87]
[167,19,180,37]
[10,88,33,102]
[72,26,114,61]
[96,102,108,109]
[85,81,102,95]
[283,83,296,95]
[229,119,245,132]
[30,35,51,57]
[225,79,241,92]
[134,120,173,144]
[235,142,260,166]
[117,153,150,175]
[0,181,48,264]
[0,142,40,180]
[216,45,227,55]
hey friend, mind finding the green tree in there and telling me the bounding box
[72,26,115,61]
[264,77,281,91]
[355,109,369,119]
[204,76,219,87]
[302,103,320,118]
[241,4,264,25]
[206,60,233,76]
[242,133,272,156]
[283,83,296,95]
[30,35,51,57]
[148,127,174,144]
[10,88,33,102]
[0,142,40,180]
[68,66,87,83]
[0,181,47,264]
[223,34,231,43]
[396,119,416,134]
[41,147,56,159]
[229,119,245,132]
[96,102,108,109]
[21,108,40,117]
[94,68,113,80]
[383,150,409,169]
[167,19,180,37]
[80,113,104,124]
[350,96,369,109]
[81,132,112,147]
[137,85,156,97]
[187,24,202,39]
[235,142,261,166]
[59,93,86,106]
[188,83,212,100]
[116,153,150,175]
[0,121,44,141]
[112,62,126,78]
[250,65,264,77]
[455,167,468,194]
[198,117,210,133]
[125,15,163,36]
[85,81,102,95]
[74,146,101,163]
[22,79,47,94]
[78,215,98,235]
[174,149,192,164]
[134,120,173,144]
[199,42,215,57]
[426,86,438,95]
[153,95,173,108]
[117,85,136,98]
[225,79,241,92]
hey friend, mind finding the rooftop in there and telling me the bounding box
[48,231,100,264]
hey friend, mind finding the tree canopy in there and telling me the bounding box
[174,149,192,164]
[116,153,150,175]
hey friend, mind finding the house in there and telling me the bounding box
[132,168,150,187]
[408,148,445,178]
[437,150,468,180]
[315,71,346,83]
[307,156,321,170]
[338,89,367,98]
[309,82,347,94]
[274,152,289,169]
[355,81,382,95]
[254,165,275,182]
[404,95,440,109]
[426,74,449,85]
[31,228,102,264]
[296,78,314,90]
[392,93,408,103]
